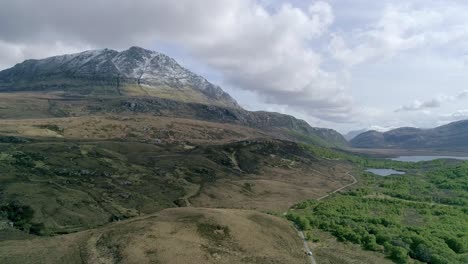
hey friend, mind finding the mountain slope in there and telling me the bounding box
[351,120,468,149]
[0,46,239,108]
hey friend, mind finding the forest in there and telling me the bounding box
[288,146,468,263]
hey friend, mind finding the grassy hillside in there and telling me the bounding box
[0,208,308,264]
[0,115,271,144]
[0,92,348,148]
[0,136,352,236]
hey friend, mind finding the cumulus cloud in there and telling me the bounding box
[435,109,468,127]
[396,98,442,112]
[446,109,468,119]
[329,2,468,67]
[0,40,88,69]
[457,90,468,99]
[396,90,468,112]
[464,55,468,66]
[2,0,468,129]
[0,0,357,123]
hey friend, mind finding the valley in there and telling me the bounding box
[0,47,466,264]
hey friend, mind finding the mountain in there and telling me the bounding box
[0,47,348,148]
[350,119,468,149]
[0,46,239,108]
[344,129,368,141]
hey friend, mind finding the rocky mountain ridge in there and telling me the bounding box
[0,46,238,108]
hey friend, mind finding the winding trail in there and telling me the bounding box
[294,170,358,264]
[317,171,357,201]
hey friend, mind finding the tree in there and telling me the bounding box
[446,237,466,254]
[298,216,311,230]
[430,254,449,264]
[0,202,35,231]
[412,243,432,263]
[285,213,310,230]
[390,246,408,264]
[363,234,378,251]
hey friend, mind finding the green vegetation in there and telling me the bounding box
[0,140,191,235]
[288,130,348,148]
[0,202,44,235]
[301,144,419,169]
[0,138,314,236]
[288,146,468,264]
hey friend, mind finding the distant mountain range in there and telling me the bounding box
[350,119,468,150]
[0,46,348,148]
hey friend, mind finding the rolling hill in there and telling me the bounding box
[0,208,308,264]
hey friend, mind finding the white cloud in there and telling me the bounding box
[464,55,468,66]
[329,2,468,67]
[396,90,468,112]
[440,109,468,121]
[457,90,468,99]
[0,40,87,69]
[396,98,441,112]
[2,0,468,130]
[0,0,358,123]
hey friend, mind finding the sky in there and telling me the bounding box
[1,0,468,133]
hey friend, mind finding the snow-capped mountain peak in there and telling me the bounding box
[0,46,239,108]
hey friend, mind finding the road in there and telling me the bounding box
[295,170,358,264]
[296,226,317,264]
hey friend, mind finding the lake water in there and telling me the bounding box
[390,156,468,162]
[366,168,406,176]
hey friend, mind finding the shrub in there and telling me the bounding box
[430,254,449,264]
[446,237,466,254]
[362,234,379,251]
[0,202,35,232]
[386,244,408,264]
[412,243,432,263]
[286,213,310,230]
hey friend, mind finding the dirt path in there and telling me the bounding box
[180,181,201,207]
[316,171,357,201]
[295,170,358,264]
[296,227,317,264]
